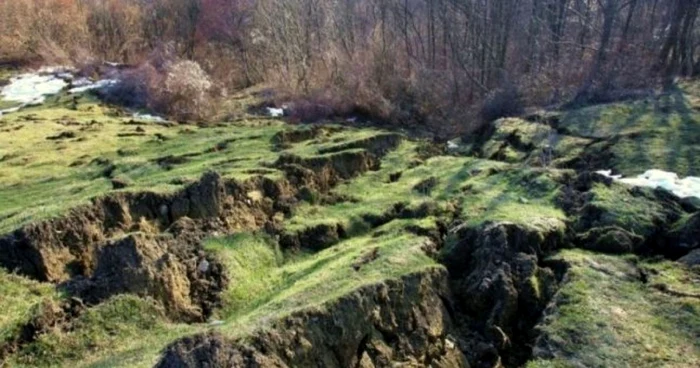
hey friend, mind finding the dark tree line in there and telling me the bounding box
[1,0,699,131]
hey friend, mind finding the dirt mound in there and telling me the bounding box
[666,212,700,257]
[157,269,467,368]
[0,172,297,322]
[0,172,284,282]
[441,220,565,367]
[62,233,226,322]
[279,223,344,251]
[0,134,404,325]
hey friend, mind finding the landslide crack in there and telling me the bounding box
[440,221,567,368]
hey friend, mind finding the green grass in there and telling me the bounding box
[0,96,286,233]
[286,139,566,237]
[559,83,700,176]
[4,71,700,368]
[476,82,700,176]
[582,182,667,237]
[0,90,410,234]
[6,295,197,368]
[0,270,61,346]
[206,219,440,338]
[5,219,442,368]
[532,250,700,368]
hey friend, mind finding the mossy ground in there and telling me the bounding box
[2,73,700,367]
[207,219,439,336]
[530,250,700,368]
[559,83,700,176]
[477,82,700,177]
[0,270,60,346]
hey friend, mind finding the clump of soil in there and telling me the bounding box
[558,171,697,259]
[46,131,76,140]
[277,150,381,191]
[271,125,339,149]
[414,176,439,195]
[62,233,226,322]
[0,298,85,361]
[280,223,344,251]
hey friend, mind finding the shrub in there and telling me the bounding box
[481,86,525,123]
[101,57,215,121]
[100,63,157,108]
[151,60,214,120]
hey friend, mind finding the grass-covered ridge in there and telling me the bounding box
[207,219,440,336]
[530,250,700,368]
[3,71,700,367]
[474,82,700,178]
[0,91,403,233]
[0,270,60,347]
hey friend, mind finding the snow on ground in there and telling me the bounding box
[68,78,118,94]
[267,107,285,117]
[0,106,21,117]
[597,169,700,199]
[0,66,122,116]
[132,112,165,122]
[1,73,67,105]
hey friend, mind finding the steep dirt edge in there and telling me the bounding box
[1,140,403,323]
[441,220,566,367]
[156,268,467,368]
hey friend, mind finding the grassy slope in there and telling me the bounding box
[0,270,60,345]
[559,83,700,176]
[479,82,700,177]
[0,89,462,367]
[287,138,566,235]
[0,94,287,233]
[207,219,439,337]
[530,250,700,368]
[2,76,700,367]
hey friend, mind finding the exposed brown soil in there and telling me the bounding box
[442,221,565,367]
[271,125,342,149]
[0,172,289,321]
[156,269,468,368]
[1,133,404,327]
[276,150,382,192]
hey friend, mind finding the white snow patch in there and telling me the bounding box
[1,73,67,105]
[68,79,118,94]
[447,139,461,151]
[267,107,284,117]
[132,112,165,122]
[36,65,75,75]
[596,169,700,199]
[595,170,622,180]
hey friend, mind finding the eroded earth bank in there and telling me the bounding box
[1,75,699,368]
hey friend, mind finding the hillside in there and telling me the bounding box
[1,68,699,368]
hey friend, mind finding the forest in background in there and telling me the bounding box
[1,0,699,135]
